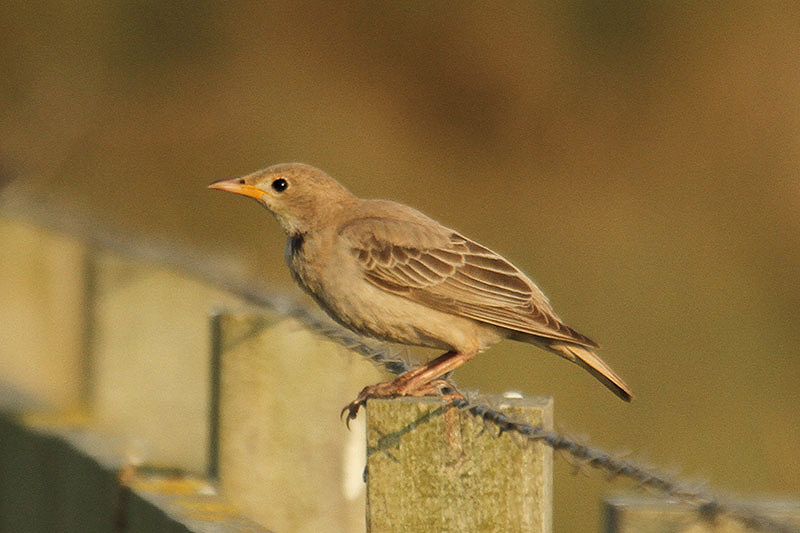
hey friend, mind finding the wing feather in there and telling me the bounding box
[341,216,597,347]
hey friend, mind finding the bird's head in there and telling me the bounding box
[209,163,356,234]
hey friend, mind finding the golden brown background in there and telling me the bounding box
[2,2,798,531]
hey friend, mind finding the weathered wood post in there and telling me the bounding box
[0,216,270,531]
[89,251,242,472]
[0,216,87,409]
[212,309,384,533]
[366,395,553,533]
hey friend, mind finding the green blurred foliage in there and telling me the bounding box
[1,2,798,531]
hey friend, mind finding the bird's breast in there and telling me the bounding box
[283,232,501,353]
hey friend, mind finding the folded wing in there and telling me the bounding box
[341,216,598,348]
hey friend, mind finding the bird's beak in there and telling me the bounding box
[207,177,266,200]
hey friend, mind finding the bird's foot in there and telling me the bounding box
[340,381,397,428]
[340,377,462,428]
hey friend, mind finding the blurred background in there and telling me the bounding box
[1,2,798,531]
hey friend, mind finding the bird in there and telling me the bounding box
[209,163,632,422]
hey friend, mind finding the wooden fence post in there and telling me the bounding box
[0,216,87,409]
[89,251,241,472]
[366,395,553,533]
[212,309,384,533]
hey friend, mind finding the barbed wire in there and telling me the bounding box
[1,187,797,533]
[449,397,798,533]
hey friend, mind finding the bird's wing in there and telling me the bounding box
[339,215,598,347]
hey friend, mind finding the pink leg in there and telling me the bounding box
[341,350,476,426]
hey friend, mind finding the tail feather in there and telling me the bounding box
[549,342,633,402]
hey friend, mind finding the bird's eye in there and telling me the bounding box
[271,178,288,192]
[237,178,245,185]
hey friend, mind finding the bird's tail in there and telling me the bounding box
[548,342,633,402]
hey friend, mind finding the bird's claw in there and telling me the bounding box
[340,378,463,429]
[340,382,392,429]
[340,399,364,429]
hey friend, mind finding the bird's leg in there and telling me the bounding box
[341,350,476,426]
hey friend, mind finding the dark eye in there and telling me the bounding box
[237,178,245,185]
[271,178,288,192]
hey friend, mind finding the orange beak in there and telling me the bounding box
[207,177,266,200]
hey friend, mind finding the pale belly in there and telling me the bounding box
[289,239,504,353]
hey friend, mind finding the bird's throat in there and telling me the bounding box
[288,232,305,258]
